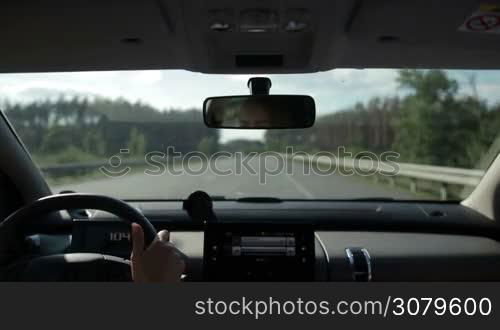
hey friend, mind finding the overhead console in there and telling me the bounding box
[203,223,315,281]
[181,1,327,73]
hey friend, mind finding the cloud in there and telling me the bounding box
[220,130,265,143]
[0,69,398,112]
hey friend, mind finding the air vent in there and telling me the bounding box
[429,210,447,217]
[345,247,372,281]
[235,55,284,67]
[377,35,400,43]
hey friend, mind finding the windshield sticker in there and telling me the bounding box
[459,4,500,33]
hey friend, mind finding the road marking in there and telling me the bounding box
[285,174,315,199]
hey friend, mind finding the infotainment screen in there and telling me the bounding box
[227,233,297,256]
[203,223,315,281]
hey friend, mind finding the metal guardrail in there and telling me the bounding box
[290,155,485,200]
[40,159,146,177]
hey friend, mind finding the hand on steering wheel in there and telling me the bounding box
[130,223,185,282]
[0,193,187,282]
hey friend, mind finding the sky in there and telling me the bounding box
[1,68,500,142]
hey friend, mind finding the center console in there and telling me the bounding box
[203,223,315,281]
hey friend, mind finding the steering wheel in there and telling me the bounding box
[0,193,158,281]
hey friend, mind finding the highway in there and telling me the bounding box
[53,157,415,200]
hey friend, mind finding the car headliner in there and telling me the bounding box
[0,0,498,74]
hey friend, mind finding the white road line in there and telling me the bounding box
[285,174,315,199]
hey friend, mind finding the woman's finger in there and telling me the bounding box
[157,230,170,243]
[131,223,145,256]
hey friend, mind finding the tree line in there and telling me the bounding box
[2,69,499,170]
[3,97,219,165]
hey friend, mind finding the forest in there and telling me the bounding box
[3,98,219,165]
[266,69,500,169]
[2,69,500,170]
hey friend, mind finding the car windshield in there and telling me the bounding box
[1,69,499,201]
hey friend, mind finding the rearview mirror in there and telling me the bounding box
[203,95,315,129]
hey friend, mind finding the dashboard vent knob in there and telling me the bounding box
[345,247,372,281]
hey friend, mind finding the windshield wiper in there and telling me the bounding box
[212,196,395,202]
[348,197,395,201]
[208,195,283,203]
[209,195,227,201]
[235,197,283,203]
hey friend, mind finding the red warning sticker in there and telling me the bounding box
[459,4,500,33]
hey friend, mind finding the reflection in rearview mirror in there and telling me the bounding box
[203,95,315,129]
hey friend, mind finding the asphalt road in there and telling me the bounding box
[53,157,415,200]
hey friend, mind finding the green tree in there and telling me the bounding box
[82,129,106,156]
[127,127,146,156]
[392,70,481,167]
[197,136,218,156]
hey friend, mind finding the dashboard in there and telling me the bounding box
[71,220,316,281]
[55,200,500,281]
